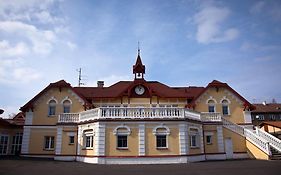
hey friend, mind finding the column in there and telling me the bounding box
[199,125,204,153]
[217,125,224,153]
[139,123,145,156]
[94,122,105,156]
[179,123,188,155]
[55,127,63,155]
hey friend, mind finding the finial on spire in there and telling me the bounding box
[138,41,140,56]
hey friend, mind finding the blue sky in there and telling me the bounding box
[0,0,281,117]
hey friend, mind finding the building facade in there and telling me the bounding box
[20,53,281,164]
[251,103,281,126]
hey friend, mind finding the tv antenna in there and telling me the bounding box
[77,68,86,87]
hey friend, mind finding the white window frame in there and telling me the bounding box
[0,135,9,155]
[11,132,22,155]
[63,99,71,113]
[221,99,230,115]
[113,125,131,149]
[153,124,170,149]
[83,130,94,149]
[44,136,55,150]
[48,100,57,116]
[189,127,199,148]
[69,136,75,145]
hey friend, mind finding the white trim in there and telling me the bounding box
[186,155,205,162]
[204,132,214,136]
[233,153,249,159]
[24,126,57,129]
[206,96,217,104]
[139,124,145,156]
[206,154,226,160]
[199,125,204,153]
[217,126,224,153]
[21,155,54,158]
[95,123,105,156]
[60,96,73,104]
[54,156,76,161]
[220,96,231,104]
[21,127,31,154]
[179,124,188,155]
[25,110,33,125]
[55,127,62,155]
[46,96,58,104]
[113,124,131,135]
[243,111,252,123]
[67,132,75,136]
[152,124,171,135]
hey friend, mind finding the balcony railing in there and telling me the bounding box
[58,107,221,123]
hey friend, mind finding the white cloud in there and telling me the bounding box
[240,41,281,52]
[0,21,56,54]
[193,4,239,44]
[0,40,30,57]
[66,41,77,50]
[250,1,265,14]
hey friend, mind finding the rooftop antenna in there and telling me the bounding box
[77,68,85,87]
[138,41,140,55]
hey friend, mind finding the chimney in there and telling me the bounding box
[262,101,266,106]
[97,81,104,88]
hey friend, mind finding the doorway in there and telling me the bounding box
[225,138,233,159]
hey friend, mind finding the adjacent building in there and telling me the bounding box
[251,103,281,126]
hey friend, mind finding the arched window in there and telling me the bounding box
[208,100,216,113]
[63,100,71,113]
[221,100,229,115]
[83,130,94,149]
[113,125,131,149]
[153,125,170,149]
[189,127,199,148]
[48,100,56,116]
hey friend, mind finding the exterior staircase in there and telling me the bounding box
[222,117,281,160]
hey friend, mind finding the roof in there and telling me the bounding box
[21,80,91,112]
[74,80,205,99]
[259,121,281,129]
[252,103,281,113]
[0,112,25,127]
[191,80,255,110]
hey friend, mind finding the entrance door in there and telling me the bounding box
[0,135,9,155]
[225,138,233,159]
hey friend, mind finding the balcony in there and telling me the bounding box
[58,107,222,124]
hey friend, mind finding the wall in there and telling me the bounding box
[223,128,247,153]
[246,140,269,160]
[203,125,219,153]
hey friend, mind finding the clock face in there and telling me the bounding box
[134,85,145,95]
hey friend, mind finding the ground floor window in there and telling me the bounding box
[0,135,9,155]
[189,128,199,148]
[69,136,75,145]
[11,133,22,155]
[156,135,167,148]
[117,135,128,148]
[206,135,212,144]
[44,136,55,150]
[85,135,93,148]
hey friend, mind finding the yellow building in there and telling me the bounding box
[20,53,281,164]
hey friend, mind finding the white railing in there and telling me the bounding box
[222,117,244,136]
[58,108,223,123]
[201,112,222,122]
[255,127,281,152]
[58,113,79,123]
[244,129,271,155]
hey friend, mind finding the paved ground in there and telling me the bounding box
[0,158,280,175]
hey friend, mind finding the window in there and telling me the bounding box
[153,126,170,149]
[63,100,71,113]
[85,135,93,148]
[69,136,74,145]
[44,136,54,150]
[83,130,94,148]
[206,135,212,144]
[189,128,199,148]
[269,115,276,120]
[114,126,131,149]
[48,100,56,116]
[117,135,127,148]
[0,135,9,155]
[156,135,167,148]
[11,133,22,155]
[222,100,229,115]
[208,100,215,113]
[258,115,264,121]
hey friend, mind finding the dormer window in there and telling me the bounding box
[208,100,216,113]
[63,100,71,113]
[48,100,56,116]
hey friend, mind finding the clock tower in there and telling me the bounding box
[133,50,145,80]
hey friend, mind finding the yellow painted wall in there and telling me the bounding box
[195,87,245,124]
[223,128,247,153]
[105,124,139,156]
[146,126,179,155]
[246,140,269,160]
[203,125,218,153]
[29,128,56,155]
[60,127,77,155]
[32,87,85,125]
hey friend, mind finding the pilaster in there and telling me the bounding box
[217,125,224,152]
[21,126,31,154]
[55,127,63,155]
[179,123,188,155]
[139,123,145,156]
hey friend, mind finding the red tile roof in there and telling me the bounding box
[252,103,281,113]
[259,121,281,129]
